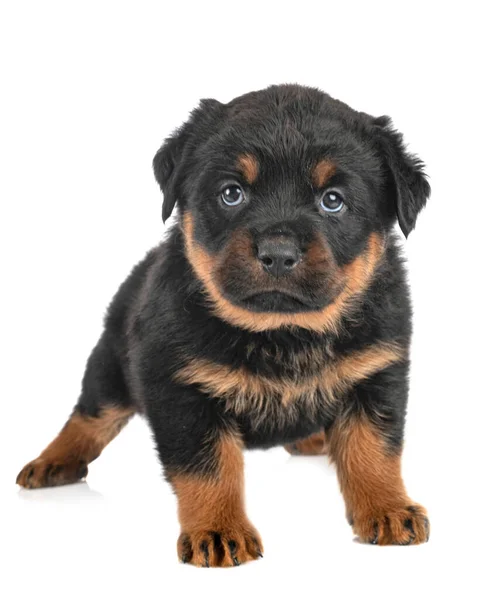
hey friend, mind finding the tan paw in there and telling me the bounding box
[16,457,88,489]
[351,504,430,545]
[177,523,263,567]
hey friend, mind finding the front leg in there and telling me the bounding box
[147,385,263,567]
[328,364,430,545]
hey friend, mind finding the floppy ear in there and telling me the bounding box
[153,99,224,222]
[373,116,431,238]
[153,124,193,223]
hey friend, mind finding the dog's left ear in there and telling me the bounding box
[373,116,431,238]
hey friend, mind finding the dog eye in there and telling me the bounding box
[320,191,344,213]
[221,185,245,206]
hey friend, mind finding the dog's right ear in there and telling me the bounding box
[153,99,224,222]
[153,124,192,223]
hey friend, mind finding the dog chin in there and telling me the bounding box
[239,291,319,313]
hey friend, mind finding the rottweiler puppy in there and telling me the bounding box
[17,84,431,566]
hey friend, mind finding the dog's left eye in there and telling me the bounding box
[320,191,345,213]
[221,185,245,206]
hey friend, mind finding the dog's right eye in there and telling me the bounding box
[221,185,245,206]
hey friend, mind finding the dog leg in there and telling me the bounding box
[328,366,430,545]
[16,405,134,488]
[147,384,262,567]
[284,431,327,455]
[169,432,263,567]
[17,336,135,488]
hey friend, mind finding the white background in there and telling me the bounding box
[1,1,498,598]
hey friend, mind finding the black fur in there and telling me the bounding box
[77,85,429,467]
[21,84,431,554]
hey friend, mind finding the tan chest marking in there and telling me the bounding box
[175,342,405,412]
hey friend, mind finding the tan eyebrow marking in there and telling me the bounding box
[312,159,337,188]
[236,154,259,184]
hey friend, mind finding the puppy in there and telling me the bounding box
[17,84,431,566]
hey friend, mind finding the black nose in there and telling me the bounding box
[257,237,301,277]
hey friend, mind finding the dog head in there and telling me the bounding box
[153,85,430,332]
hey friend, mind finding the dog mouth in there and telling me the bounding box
[240,291,318,313]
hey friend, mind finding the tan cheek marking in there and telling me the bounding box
[174,343,405,408]
[183,211,384,333]
[237,154,259,184]
[303,232,335,269]
[312,159,336,188]
[217,227,262,280]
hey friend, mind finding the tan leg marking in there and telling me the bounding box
[328,415,429,545]
[16,406,134,489]
[284,431,327,455]
[171,434,263,567]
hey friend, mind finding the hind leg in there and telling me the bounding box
[284,431,327,456]
[17,336,135,489]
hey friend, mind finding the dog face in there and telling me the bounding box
[153,85,430,332]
